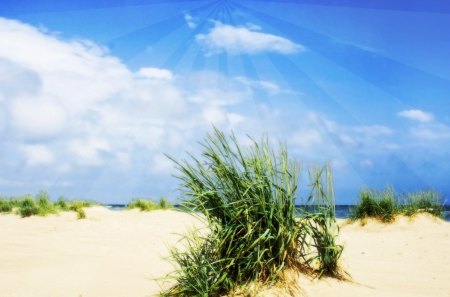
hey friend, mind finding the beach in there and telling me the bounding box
[0,207,448,297]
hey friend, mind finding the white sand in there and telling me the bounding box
[299,215,450,297]
[0,208,448,297]
[0,207,204,297]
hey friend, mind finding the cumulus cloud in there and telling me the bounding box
[21,144,55,166]
[196,22,303,55]
[184,13,196,29]
[235,77,287,95]
[0,17,274,193]
[411,123,450,140]
[398,109,434,123]
[289,112,398,162]
[9,97,68,140]
[136,67,173,80]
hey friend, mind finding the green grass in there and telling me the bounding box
[36,191,57,216]
[162,128,343,296]
[0,192,95,218]
[0,198,14,213]
[18,195,40,217]
[402,190,444,218]
[302,165,343,278]
[351,187,398,222]
[351,188,444,222]
[127,197,172,211]
[55,197,70,211]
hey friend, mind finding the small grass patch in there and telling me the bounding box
[0,192,95,218]
[0,198,14,213]
[350,187,398,222]
[18,195,40,217]
[402,190,444,218]
[351,188,444,222]
[127,197,172,211]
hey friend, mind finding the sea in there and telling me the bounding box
[105,204,450,222]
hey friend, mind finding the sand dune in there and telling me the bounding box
[0,208,448,296]
[299,215,449,297]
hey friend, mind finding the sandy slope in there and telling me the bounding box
[0,208,448,297]
[299,215,450,297]
[0,207,204,297]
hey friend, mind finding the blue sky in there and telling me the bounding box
[0,0,449,204]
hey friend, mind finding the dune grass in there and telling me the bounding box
[127,197,172,211]
[0,198,14,213]
[0,192,94,219]
[402,190,444,217]
[301,165,343,278]
[350,187,397,222]
[162,128,342,296]
[351,187,444,222]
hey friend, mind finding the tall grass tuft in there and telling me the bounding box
[351,188,444,222]
[351,187,398,222]
[162,128,343,296]
[159,197,170,209]
[36,191,57,216]
[127,199,157,211]
[127,197,172,211]
[18,195,39,217]
[403,190,444,218]
[55,196,70,211]
[0,198,14,213]
[301,165,343,278]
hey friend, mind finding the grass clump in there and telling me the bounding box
[69,201,91,219]
[128,197,172,211]
[55,197,70,211]
[159,197,170,209]
[0,199,14,213]
[18,195,40,217]
[128,199,158,211]
[301,165,343,278]
[351,188,444,222]
[351,187,397,222]
[403,190,444,218]
[162,128,343,296]
[0,192,95,219]
[36,191,57,216]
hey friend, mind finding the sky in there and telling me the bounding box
[0,0,449,204]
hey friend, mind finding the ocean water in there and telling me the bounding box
[105,204,450,222]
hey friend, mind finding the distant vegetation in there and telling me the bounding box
[0,191,95,219]
[350,187,444,222]
[162,128,343,296]
[127,197,172,211]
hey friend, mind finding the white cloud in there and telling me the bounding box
[184,71,251,106]
[411,123,450,140]
[291,129,323,150]
[152,153,175,174]
[398,109,434,123]
[0,17,270,183]
[196,22,303,55]
[9,97,67,139]
[68,138,111,166]
[22,144,54,166]
[136,67,173,80]
[235,77,285,95]
[184,13,196,29]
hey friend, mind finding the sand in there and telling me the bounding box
[0,208,448,297]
